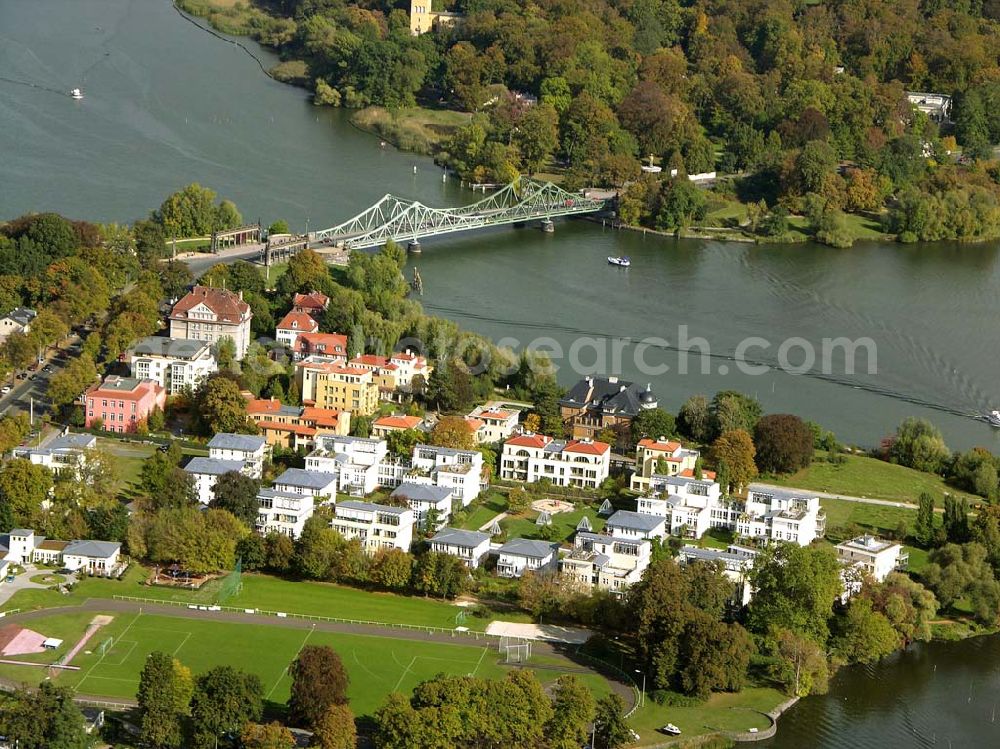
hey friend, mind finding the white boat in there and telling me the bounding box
[70,88,83,99]
[660,723,681,736]
[988,410,1000,427]
[608,256,631,267]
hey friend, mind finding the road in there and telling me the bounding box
[180,243,265,278]
[0,335,82,419]
[0,598,637,712]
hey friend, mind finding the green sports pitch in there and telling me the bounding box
[0,612,610,714]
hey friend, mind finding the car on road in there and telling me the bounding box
[0,386,10,395]
[43,365,53,373]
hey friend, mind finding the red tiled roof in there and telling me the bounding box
[297,360,371,376]
[170,286,250,323]
[505,434,552,449]
[246,398,291,415]
[292,291,329,311]
[477,409,513,421]
[351,354,388,367]
[301,407,345,427]
[256,420,317,436]
[679,468,717,480]
[638,438,681,452]
[276,311,318,333]
[374,415,422,430]
[295,333,347,356]
[564,439,611,456]
[464,418,484,432]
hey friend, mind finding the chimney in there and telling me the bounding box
[608,376,618,384]
[239,290,244,300]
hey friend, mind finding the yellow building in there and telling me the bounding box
[296,357,380,416]
[409,0,461,35]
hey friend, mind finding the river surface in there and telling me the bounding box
[762,634,1000,749]
[3,0,1000,743]
[3,0,1000,455]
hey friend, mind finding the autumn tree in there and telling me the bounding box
[189,666,263,749]
[430,415,476,450]
[312,704,357,749]
[768,629,829,697]
[241,722,295,749]
[137,651,193,749]
[753,414,814,474]
[711,429,758,493]
[288,645,350,729]
[209,471,261,527]
[545,675,596,749]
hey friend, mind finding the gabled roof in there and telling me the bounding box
[292,291,329,311]
[505,433,552,449]
[276,311,319,333]
[184,457,245,476]
[391,483,452,502]
[247,398,302,418]
[208,433,267,453]
[170,286,250,323]
[563,439,610,456]
[499,538,558,559]
[131,336,211,360]
[606,510,665,533]
[86,376,162,400]
[2,307,36,326]
[431,527,490,548]
[559,376,652,418]
[296,333,348,356]
[63,540,120,559]
[273,467,337,490]
[374,415,423,430]
[45,433,97,452]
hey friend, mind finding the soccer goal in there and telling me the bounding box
[499,637,532,663]
[98,637,114,657]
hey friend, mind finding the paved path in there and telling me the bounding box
[753,483,927,511]
[0,598,637,711]
[0,567,61,608]
[478,512,507,531]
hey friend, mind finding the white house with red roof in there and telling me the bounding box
[294,332,348,360]
[630,437,702,492]
[372,414,425,438]
[168,286,253,359]
[291,291,329,318]
[275,311,319,350]
[500,433,610,489]
[387,351,430,388]
[467,403,520,443]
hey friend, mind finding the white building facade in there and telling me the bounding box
[129,337,218,395]
[500,434,610,489]
[331,500,414,552]
[429,527,491,568]
[256,488,314,538]
[207,433,268,478]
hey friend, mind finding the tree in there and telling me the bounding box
[711,391,762,435]
[748,544,842,644]
[197,376,254,435]
[863,572,938,644]
[545,675,596,749]
[266,531,295,572]
[0,459,53,526]
[655,178,707,230]
[515,103,560,175]
[288,645,350,729]
[677,613,754,698]
[915,492,937,547]
[753,414,814,474]
[678,394,713,442]
[631,407,676,443]
[241,722,296,749]
[768,628,829,697]
[411,551,469,598]
[0,682,92,749]
[889,418,949,473]
[312,703,357,749]
[594,693,632,749]
[922,542,1000,624]
[267,220,290,235]
[349,414,371,438]
[430,415,475,450]
[943,496,970,543]
[711,430,757,493]
[386,428,421,458]
[189,666,263,749]
[236,533,267,571]
[137,651,192,749]
[370,548,413,590]
[210,471,261,527]
[833,598,900,664]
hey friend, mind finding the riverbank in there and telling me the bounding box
[349,106,471,155]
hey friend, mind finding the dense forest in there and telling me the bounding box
[183,0,1000,243]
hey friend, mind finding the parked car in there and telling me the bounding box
[1,385,11,394]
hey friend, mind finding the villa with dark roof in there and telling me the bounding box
[559,376,657,446]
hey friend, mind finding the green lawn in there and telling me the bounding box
[819,498,927,571]
[765,452,978,505]
[4,567,505,632]
[259,261,289,287]
[501,505,606,544]
[96,437,156,489]
[458,491,509,531]
[629,687,786,745]
[0,611,607,715]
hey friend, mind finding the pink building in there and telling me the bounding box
[84,376,167,433]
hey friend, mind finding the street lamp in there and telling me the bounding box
[635,668,646,708]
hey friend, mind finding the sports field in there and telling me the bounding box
[0,611,610,714]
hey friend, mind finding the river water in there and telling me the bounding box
[3,0,1000,742]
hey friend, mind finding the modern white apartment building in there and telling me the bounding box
[466,404,520,443]
[677,544,759,605]
[256,488,314,538]
[13,432,96,477]
[429,527,491,568]
[496,538,559,578]
[409,444,484,505]
[184,457,246,505]
[272,467,338,499]
[604,510,668,541]
[331,500,414,552]
[500,434,610,489]
[129,337,218,395]
[638,475,731,539]
[835,534,907,582]
[207,433,268,478]
[737,485,826,546]
[305,435,389,496]
[559,531,651,596]
[390,483,452,529]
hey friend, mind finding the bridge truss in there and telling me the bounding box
[313,178,606,249]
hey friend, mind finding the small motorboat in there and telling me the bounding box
[660,723,682,736]
[988,410,1000,427]
[608,255,631,267]
[70,88,83,100]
